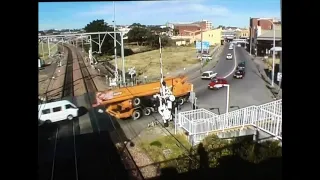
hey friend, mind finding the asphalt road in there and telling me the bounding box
[190,44,274,114]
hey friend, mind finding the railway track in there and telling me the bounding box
[77,52,97,93]
[62,45,74,97]
[39,44,144,180]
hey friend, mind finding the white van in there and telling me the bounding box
[38,100,78,124]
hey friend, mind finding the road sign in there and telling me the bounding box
[196,41,210,50]
[277,72,282,82]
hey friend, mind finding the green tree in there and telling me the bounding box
[84,19,120,55]
[127,23,151,45]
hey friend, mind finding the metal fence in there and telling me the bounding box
[177,99,282,144]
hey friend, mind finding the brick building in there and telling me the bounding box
[249,18,281,55]
[173,20,213,36]
[174,24,201,36]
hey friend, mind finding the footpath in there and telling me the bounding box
[45,47,69,100]
[251,55,282,99]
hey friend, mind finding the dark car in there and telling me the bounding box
[233,70,245,79]
[237,62,246,70]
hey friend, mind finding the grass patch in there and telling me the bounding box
[38,42,58,60]
[265,58,280,69]
[139,134,191,163]
[110,46,209,79]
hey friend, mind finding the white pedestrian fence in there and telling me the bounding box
[177,99,282,144]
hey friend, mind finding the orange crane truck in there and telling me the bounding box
[92,76,193,120]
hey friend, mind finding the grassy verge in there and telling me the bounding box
[38,42,58,60]
[139,134,191,164]
[265,58,280,69]
[110,46,212,79]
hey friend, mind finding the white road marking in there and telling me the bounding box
[223,47,237,78]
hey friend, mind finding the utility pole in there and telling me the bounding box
[47,38,51,57]
[113,1,119,84]
[41,40,44,59]
[200,29,203,73]
[249,17,253,55]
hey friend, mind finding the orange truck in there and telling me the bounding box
[93,76,193,120]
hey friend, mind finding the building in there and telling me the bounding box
[240,28,249,39]
[172,19,213,36]
[249,17,281,55]
[192,20,213,31]
[249,17,281,56]
[174,24,201,36]
[194,28,223,46]
[222,30,236,41]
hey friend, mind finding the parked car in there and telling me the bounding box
[233,69,245,79]
[226,53,233,60]
[198,54,212,61]
[208,77,228,90]
[201,71,217,80]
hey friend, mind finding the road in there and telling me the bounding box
[119,43,274,140]
[190,43,274,114]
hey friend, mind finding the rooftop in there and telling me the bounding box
[174,24,200,27]
[258,30,281,39]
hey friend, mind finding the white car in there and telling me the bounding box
[198,54,212,60]
[237,44,241,47]
[38,100,79,125]
[226,53,233,60]
[201,71,217,80]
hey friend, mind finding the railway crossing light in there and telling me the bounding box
[128,67,136,79]
[154,36,176,127]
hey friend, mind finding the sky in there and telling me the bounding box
[39,0,281,30]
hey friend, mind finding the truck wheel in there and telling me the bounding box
[45,120,52,124]
[132,109,142,120]
[178,98,185,105]
[143,108,152,116]
[67,115,73,120]
[133,97,141,107]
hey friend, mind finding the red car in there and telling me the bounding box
[208,77,228,90]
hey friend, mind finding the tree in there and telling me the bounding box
[216,25,225,29]
[84,19,121,55]
[127,23,151,45]
[127,23,173,47]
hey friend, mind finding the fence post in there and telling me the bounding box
[273,101,277,122]
[174,107,178,135]
[275,117,280,136]
[242,108,247,129]
[222,114,225,132]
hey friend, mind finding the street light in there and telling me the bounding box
[257,18,277,87]
[223,84,230,115]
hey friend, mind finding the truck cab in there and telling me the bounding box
[208,77,228,90]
